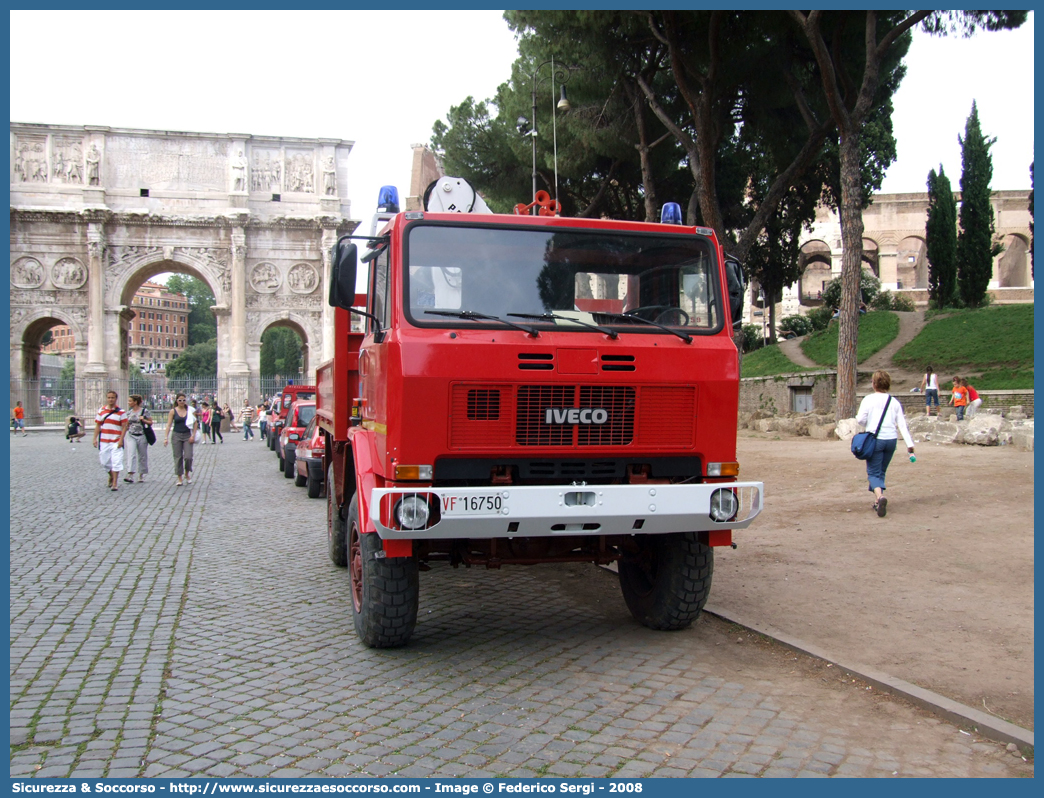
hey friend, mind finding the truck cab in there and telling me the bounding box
[319,195,762,647]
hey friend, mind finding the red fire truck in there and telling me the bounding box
[317,181,762,648]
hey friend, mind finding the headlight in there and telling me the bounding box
[395,495,431,530]
[709,488,738,523]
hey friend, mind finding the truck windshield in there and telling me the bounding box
[404,224,722,333]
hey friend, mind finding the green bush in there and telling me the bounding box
[741,324,765,352]
[874,290,917,312]
[805,306,833,331]
[891,293,916,312]
[871,290,893,310]
[778,314,813,337]
[821,268,881,310]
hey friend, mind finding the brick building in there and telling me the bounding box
[42,280,189,372]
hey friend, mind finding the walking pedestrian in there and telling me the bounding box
[124,394,153,483]
[200,402,212,444]
[224,403,238,433]
[948,375,969,421]
[258,403,268,441]
[240,400,256,440]
[12,401,27,436]
[163,393,198,486]
[210,401,224,443]
[919,366,940,417]
[855,371,914,518]
[93,390,128,491]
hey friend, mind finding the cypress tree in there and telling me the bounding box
[956,101,1000,307]
[925,165,958,307]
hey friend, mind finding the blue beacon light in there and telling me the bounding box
[660,202,683,225]
[377,185,400,213]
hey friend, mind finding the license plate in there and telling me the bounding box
[441,493,505,515]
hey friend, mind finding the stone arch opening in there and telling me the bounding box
[798,240,832,305]
[12,311,86,425]
[861,238,880,277]
[896,236,928,289]
[113,260,221,384]
[253,316,313,400]
[996,234,1030,287]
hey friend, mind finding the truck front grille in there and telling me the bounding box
[450,383,694,450]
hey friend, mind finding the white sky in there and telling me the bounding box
[10,10,1035,223]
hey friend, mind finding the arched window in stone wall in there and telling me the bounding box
[798,240,832,305]
[896,236,927,289]
[861,238,880,277]
[996,234,1030,287]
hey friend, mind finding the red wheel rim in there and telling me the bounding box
[349,523,363,613]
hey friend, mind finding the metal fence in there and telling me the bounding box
[11,375,300,427]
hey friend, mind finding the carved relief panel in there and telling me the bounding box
[52,136,85,184]
[287,263,319,294]
[251,149,283,193]
[51,257,88,289]
[285,149,315,193]
[13,135,47,183]
[11,256,45,288]
[250,262,281,293]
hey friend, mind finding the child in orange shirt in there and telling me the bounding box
[948,376,969,421]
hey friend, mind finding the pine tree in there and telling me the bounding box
[925,165,958,307]
[956,101,999,307]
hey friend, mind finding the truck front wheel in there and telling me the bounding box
[327,463,347,567]
[618,532,713,631]
[348,495,419,648]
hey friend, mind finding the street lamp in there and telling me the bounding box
[516,58,574,214]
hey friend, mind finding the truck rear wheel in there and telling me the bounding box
[327,463,347,567]
[348,495,419,648]
[618,532,713,631]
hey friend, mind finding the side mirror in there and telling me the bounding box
[725,256,745,331]
[329,238,358,310]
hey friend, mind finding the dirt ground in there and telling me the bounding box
[706,430,1035,731]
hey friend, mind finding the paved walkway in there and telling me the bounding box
[9,434,1031,778]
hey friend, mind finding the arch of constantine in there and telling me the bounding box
[748,190,1033,326]
[10,123,357,421]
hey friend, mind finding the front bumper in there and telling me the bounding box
[370,482,763,540]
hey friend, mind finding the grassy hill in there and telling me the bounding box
[740,344,798,378]
[800,310,900,367]
[892,304,1033,389]
[740,304,1033,388]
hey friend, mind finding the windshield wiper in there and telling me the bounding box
[599,312,692,344]
[507,312,619,340]
[424,310,540,337]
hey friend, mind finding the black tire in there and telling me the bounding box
[283,447,296,479]
[348,494,418,648]
[327,462,347,567]
[306,471,322,499]
[267,430,276,450]
[618,532,713,631]
[295,469,307,487]
[277,451,284,471]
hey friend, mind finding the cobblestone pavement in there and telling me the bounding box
[10,433,1033,778]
